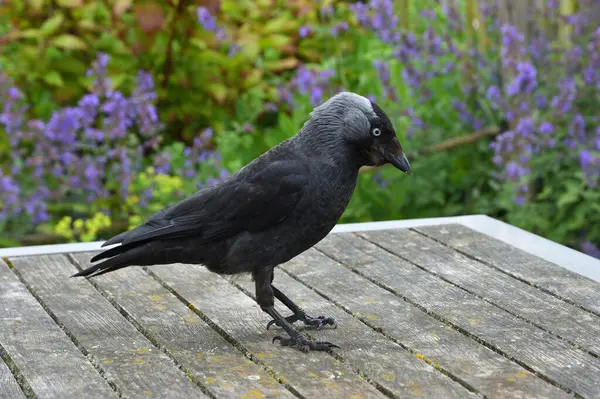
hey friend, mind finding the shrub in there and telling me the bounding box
[0,53,227,243]
[218,0,600,258]
[0,0,598,259]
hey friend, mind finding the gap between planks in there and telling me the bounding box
[7,255,209,399]
[412,224,600,319]
[2,258,123,399]
[0,259,120,398]
[315,233,600,398]
[144,264,391,398]
[67,254,235,399]
[67,253,300,399]
[228,274,480,398]
[280,248,572,399]
[360,228,600,360]
[0,342,28,399]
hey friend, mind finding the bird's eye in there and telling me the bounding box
[372,127,381,137]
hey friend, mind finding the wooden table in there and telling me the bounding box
[1,215,600,399]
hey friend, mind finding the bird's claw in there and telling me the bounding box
[266,314,298,330]
[266,314,336,331]
[304,315,337,330]
[272,334,340,352]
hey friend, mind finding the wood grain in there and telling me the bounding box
[9,255,207,399]
[0,351,26,399]
[0,259,116,399]
[414,223,600,316]
[298,245,570,399]
[317,233,600,398]
[150,263,388,398]
[235,269,475,398]
[70,252,294,399]
[361,228,600,356]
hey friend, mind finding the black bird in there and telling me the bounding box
[73,92,412,352]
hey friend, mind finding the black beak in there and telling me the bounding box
[386,152,412,175]
[383,137,412,175]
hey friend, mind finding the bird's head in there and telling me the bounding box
[307,92,412,175]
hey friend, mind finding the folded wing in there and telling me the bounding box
[91,159,309,263]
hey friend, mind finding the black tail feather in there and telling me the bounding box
[72,243,150,278]
[90,241,139,263]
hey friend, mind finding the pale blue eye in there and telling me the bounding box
[372,128,381,137]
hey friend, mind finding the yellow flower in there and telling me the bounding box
[73,218,84,230]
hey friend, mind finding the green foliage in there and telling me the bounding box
[1,0,598,258]
[217,10,499,227]
[0,0,333,142]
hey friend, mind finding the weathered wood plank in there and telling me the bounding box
[9,255,207,399]
[150,263,388,398]
[0,259,116,399]
[71,252,295,399]
[0,354,26,399]
[316,233,600,398]
[414,223,600,316]
[360,228,600,357]
[235,270,475,398]
[282,247,571,399]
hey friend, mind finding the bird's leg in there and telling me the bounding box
[266,285,336,331]
[254,267,339,352]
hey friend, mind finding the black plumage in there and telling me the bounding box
[73,92,411,352]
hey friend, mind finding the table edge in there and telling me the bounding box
[2,214,599,282]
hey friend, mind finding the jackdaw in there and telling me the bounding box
[73,92,412,352]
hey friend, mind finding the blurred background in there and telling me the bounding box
[0,0,598,259]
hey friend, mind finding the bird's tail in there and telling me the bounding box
[71,242,151,278]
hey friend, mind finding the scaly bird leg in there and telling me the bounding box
[255,267,339,352]
[266,285,336,331]
[264,307,339,352]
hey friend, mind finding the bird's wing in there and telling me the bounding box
[104,159,309,248]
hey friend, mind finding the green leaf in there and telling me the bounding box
[40,13,65,36]
[52,57,87,75]
[56,0,83,8]
[258,34,291,51]
[111,74,128,89]
[557,180,582,208]
[51,34,88,50]
[207,83,228,103]
[263,15,296,34]
[189,38,207,50]
[19,29,43,39]
[43,70,64,87]
[0,236,22,248]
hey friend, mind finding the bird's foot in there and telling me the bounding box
[266,312,336,331]
[272,332,340,353]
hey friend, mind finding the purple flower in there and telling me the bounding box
[501,25,524,56]
[7,87,23,100]
[515,117,534,138]
[279,66,335,107]
[580,150,593,168]
[507,62,537,96]
[579,150,599,187]
[331,22,349,37]
[299,25,312,38]
[196,6,228,41]
[197,7,218,32]
[568,113,586,143]
[351,0,399,44]
[582,241,600,259]
[550,78,576,115]
[539,122,554,135]
[310,87,323,106]
[486,85,503,108]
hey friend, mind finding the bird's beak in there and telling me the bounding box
[387,152,412,175]
[383,137,412,175]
